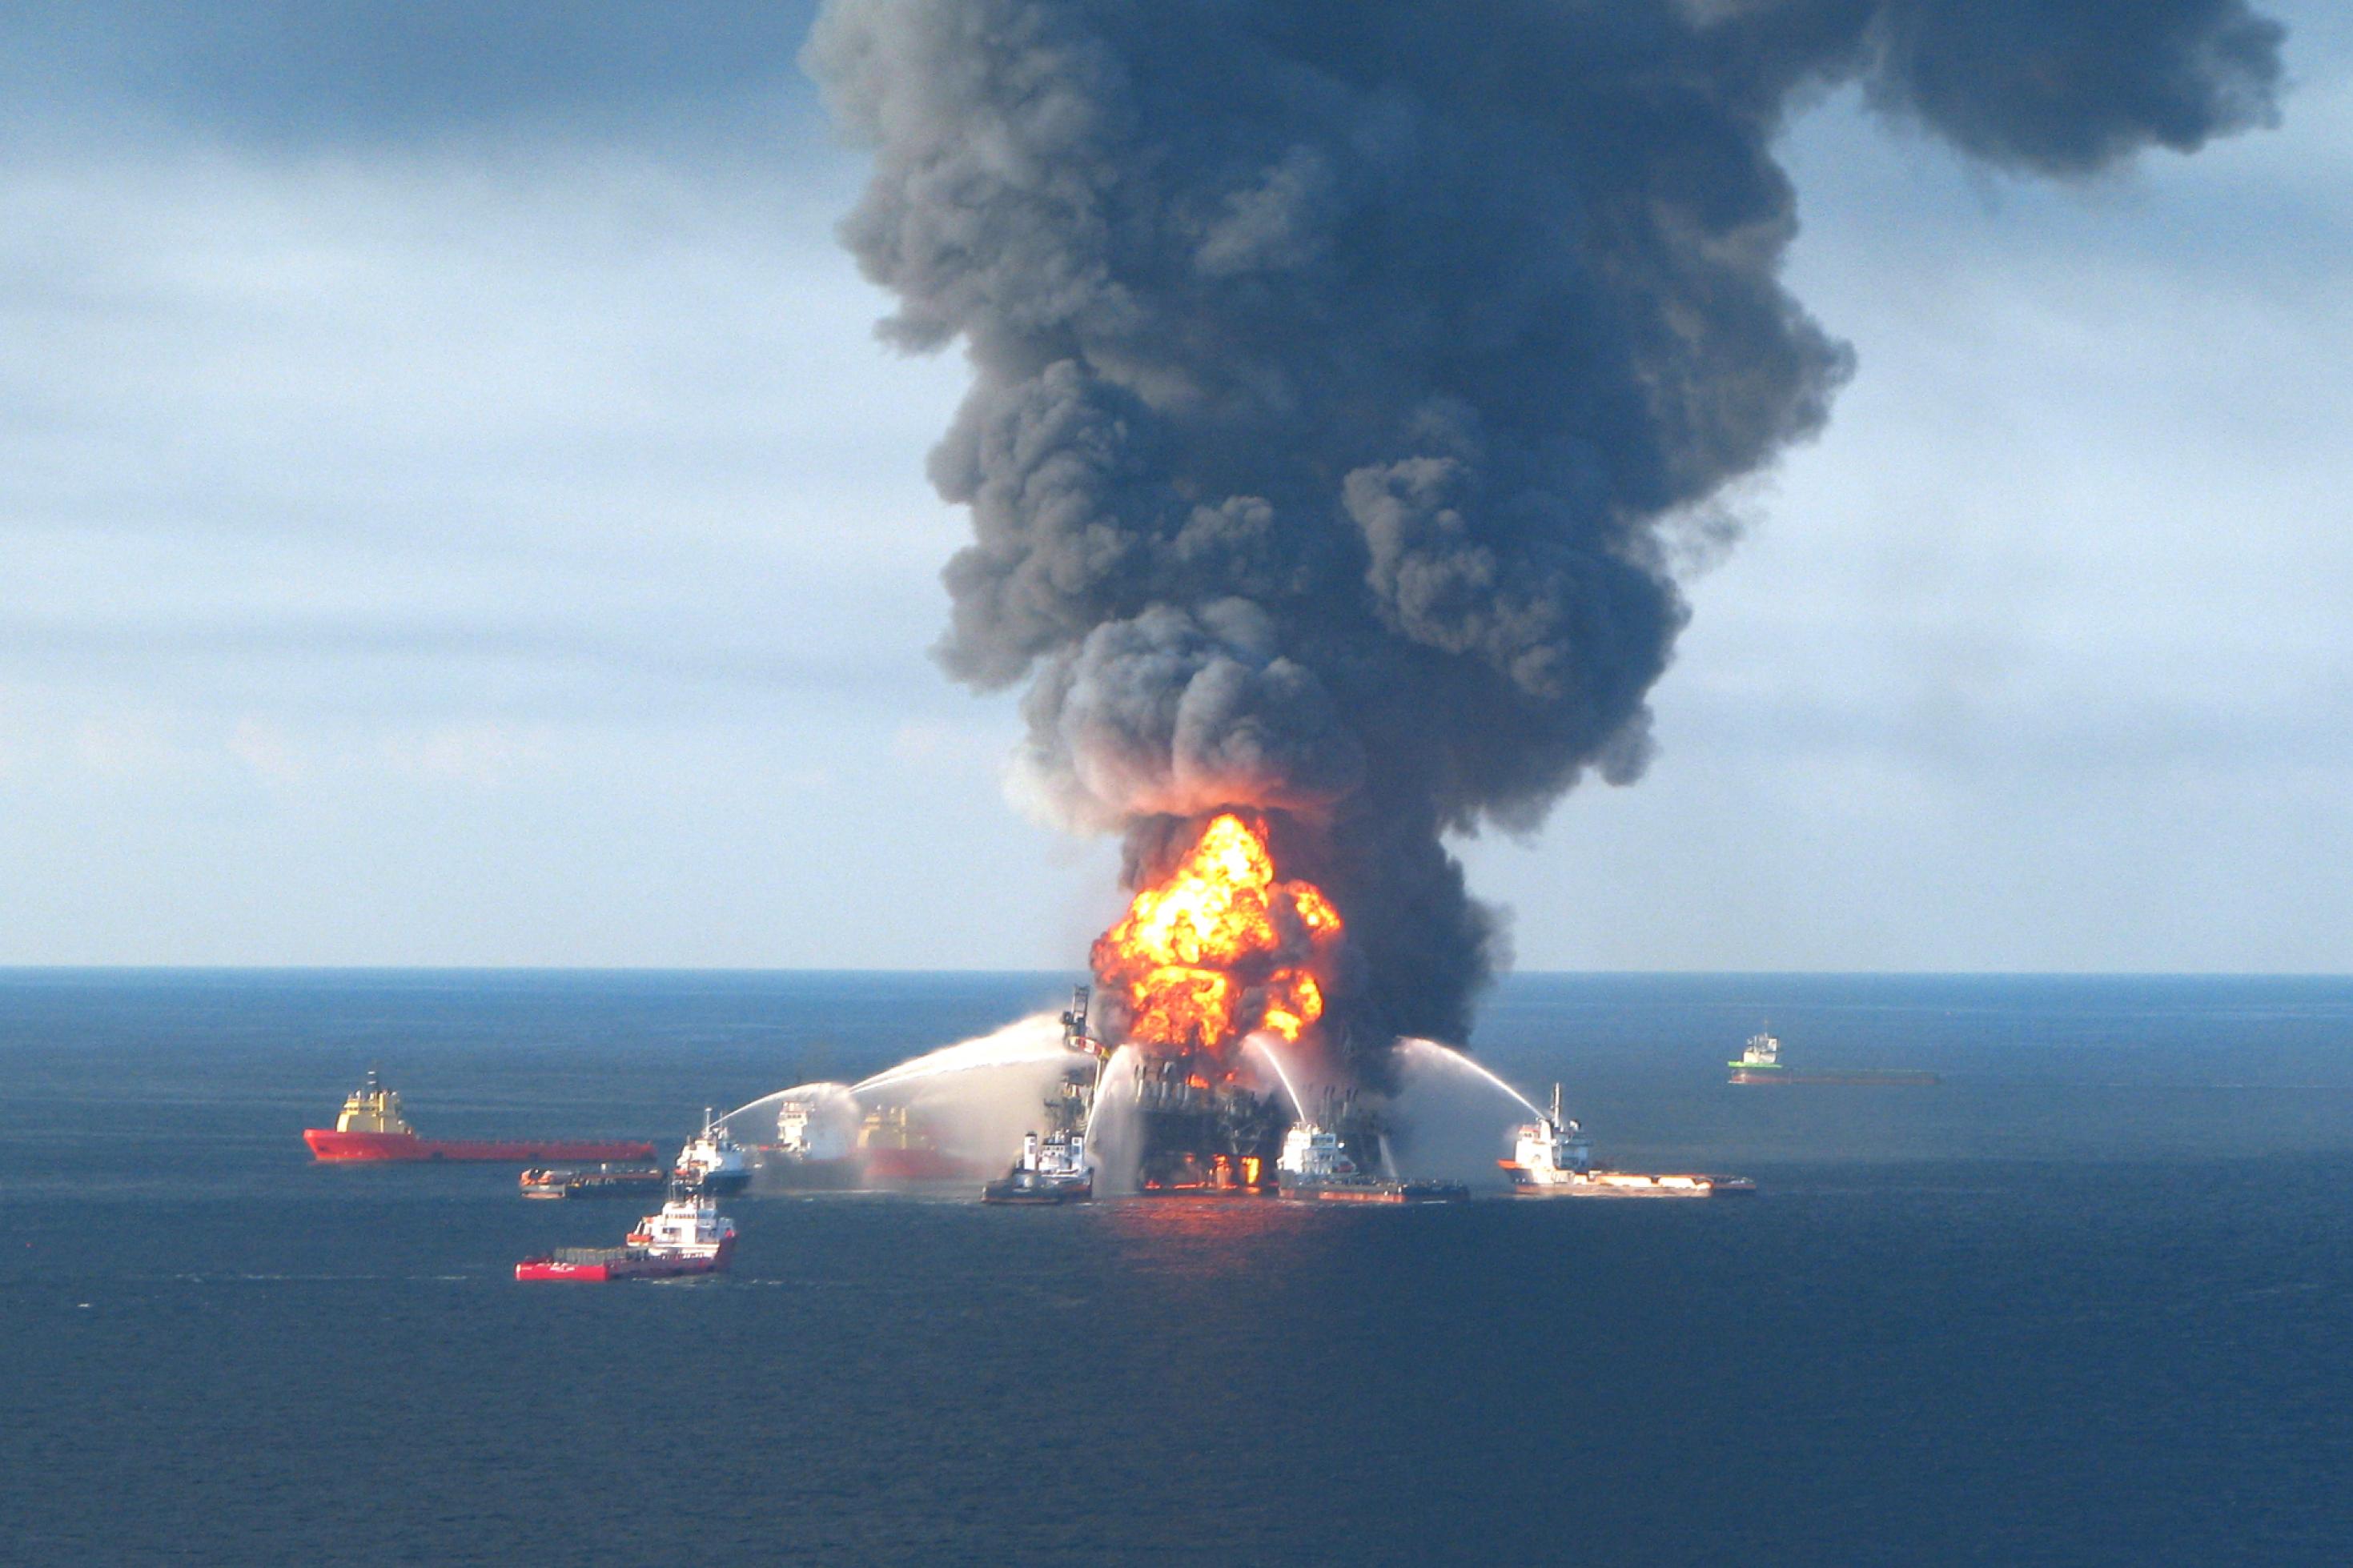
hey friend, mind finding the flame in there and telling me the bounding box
[1092,813,1343,1053]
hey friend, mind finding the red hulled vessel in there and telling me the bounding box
[515,1192,738,1282]
[856,1104,989,1184]
[303,1070,657,1164]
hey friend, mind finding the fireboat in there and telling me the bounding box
[982,989,1099,1205]
[1276,1090,1469,1204]
[672,1109,752,1197]
[1500,1083,1755,1197]
[981,1126,1095,1205]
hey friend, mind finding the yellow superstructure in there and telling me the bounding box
[333,1069,414,1136]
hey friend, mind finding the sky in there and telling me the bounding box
[1,2,2347,973]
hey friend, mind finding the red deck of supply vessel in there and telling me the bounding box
[512,1236,735,1281]
[303,1071,655,1164]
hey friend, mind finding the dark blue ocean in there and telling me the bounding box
[4,970,2351,1566]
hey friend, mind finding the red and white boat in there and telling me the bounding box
[514,1193,738,1282]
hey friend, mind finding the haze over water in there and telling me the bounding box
[3,969,2349,1564]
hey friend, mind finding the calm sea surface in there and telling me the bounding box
[3,970,2350,1566]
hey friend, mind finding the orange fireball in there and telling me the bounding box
[1092,813,1342,1053]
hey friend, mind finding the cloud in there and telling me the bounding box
[0,141,971,731]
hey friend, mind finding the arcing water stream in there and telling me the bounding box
[713,1081,858,1139]
[1245,1034,1310,1121]
[1395,1037,1545,1121]
[711,1013,1097,1191]
[1382,1037,1551,1191]
[846,1013,1078,1097]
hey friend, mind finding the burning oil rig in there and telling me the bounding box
[1120,1045,1289,1194]
[1084,812,1355,1196]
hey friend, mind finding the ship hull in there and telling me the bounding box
[673,1170,753,1197]
[1283,1178,1472,1204]
[1503,1164,1754,1197]
[980,1174,1093,1205]
[753,1153,866,1190]
[305,1129,657,1164]
[1729,1069,1937,1086]
[864,1147,987,1184]
[515,1237,733,1283]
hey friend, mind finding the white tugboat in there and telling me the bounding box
[981,1125,1094,1205]
[514,1191,738,1281]
[1276,1119,1360,1190]
[1500,1083,1755,1197]
[672,1109,752,1197]
[982,989,1099,1205]
[1277,1109,1468,1204]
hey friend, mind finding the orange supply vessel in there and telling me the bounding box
[303,1069,657,1164]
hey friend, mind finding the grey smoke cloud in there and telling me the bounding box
[1017,600,1365,829]
[808,0,2283,1061]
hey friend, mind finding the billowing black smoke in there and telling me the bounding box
[806,0,2282,1064]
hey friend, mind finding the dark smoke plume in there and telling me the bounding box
[806,0,2282,1065]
